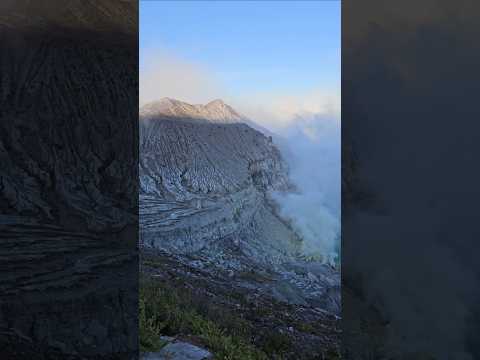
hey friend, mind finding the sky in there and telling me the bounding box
[140,0,341,129]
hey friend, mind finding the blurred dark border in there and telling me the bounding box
[0,1,138,359]
[342,1,480,359]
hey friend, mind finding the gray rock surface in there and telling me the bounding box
[143,341,212,360]
[0,2,138,359]
[140,98,299,267]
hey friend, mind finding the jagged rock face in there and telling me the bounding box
[0,18,137,233]
[140,99,299,265]
[0,2,138,359]
[140,100,288,196]
[140,99,341,321]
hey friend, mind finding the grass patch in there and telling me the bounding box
[139,295,168,352]
[140,277,268,360]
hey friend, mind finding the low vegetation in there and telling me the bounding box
[139,255,341,359]
[139,277,269,359]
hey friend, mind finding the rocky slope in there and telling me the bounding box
[140,98,298,265]
[139,98,340,315]
[0,2,138,358]
[141,249,341,359]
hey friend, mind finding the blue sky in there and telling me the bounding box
[140,0,341,127]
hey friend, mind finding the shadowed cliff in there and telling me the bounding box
[0,1,138,359]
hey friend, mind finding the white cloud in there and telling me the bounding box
[139,49,224,106]
[229,88,340,131]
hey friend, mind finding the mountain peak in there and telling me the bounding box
[140,98,244,124]
[206,99,226,107]
[157,97,181,106]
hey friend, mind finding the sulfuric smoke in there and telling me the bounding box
[270,112,341,266]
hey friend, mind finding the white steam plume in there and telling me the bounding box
[271,112,341,265]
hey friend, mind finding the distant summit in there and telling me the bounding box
[140,98,245,124]
[139,98,277,138]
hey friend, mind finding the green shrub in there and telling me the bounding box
[139,295,167,352]
[139,278,268,360]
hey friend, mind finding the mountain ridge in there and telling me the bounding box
[140,97,245,124]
